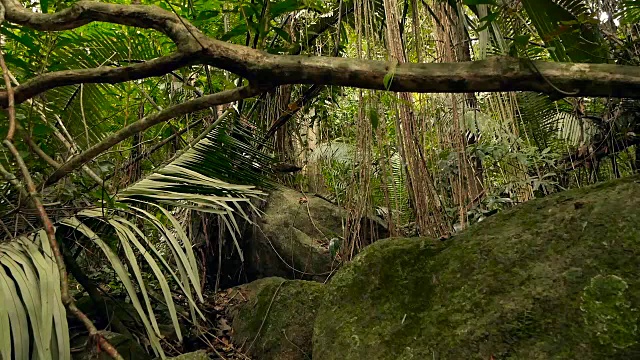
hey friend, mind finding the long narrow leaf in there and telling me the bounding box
[0,264,29,360]
[35,229,70,360]
[59,217,164,358]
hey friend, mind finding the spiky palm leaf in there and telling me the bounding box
[521,0,609,63]
[619,0,640,24]
[0,232,70,360]
[1,206,206,360]
[118,114,275,261]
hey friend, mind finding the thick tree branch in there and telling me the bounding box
[252,56,640,98]
[0,0,206,50]
[45,85,263,185]
[4,54,640,107]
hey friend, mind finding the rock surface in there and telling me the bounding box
[72,331,151,360]
[313,176,640,359]
[250,187,343,281]
[228,277,324,360]
[167,350,211,360]
[250,186,389,281]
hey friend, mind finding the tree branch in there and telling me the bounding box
[45,85,264,185]
[0,0,205,49]
[561,134,640,171]
[1,52,197,106]
[261,84,323,145]
[4,54,640,107]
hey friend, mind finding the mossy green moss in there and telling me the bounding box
[167,350,211,360]
[314,175,640,360]
[231,277,324,360]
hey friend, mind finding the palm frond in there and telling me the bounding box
[0,233,70,360]
[117,115,274,264]
[521,0,609,63]
[0,204,208,360]
[619,0,640,24]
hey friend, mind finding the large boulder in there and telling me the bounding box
[250,187,344,281]
[228,277,324,360]
[314,176,640,359]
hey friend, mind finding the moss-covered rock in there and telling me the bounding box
[72,331,151,360]
[251,187,342,282]
[314,175,640,360]
[167,350,211,360]
[229,277,324,360]
[250,186,389,282]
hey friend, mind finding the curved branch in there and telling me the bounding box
[1,52,198,106]
[1,0,205,50]
[45,85,264,185]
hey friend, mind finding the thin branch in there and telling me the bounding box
[45,85,264,185]
[23,133,60,168]
[1,52,196,106]
[259,84,323,149]
[0,162,28,199]
[0,35,123,360]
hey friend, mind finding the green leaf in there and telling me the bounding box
[36,230,70,360]
[109,216,184,341]
[272,27,292,43]
[0,287,11,360]
[196,9,220,20]
[513,34,531,47]
[0,265,29,360]
[383,59,398,90]
[1,26,38,52]
[369,106,379,131]
[60,217,164,358]
[221,23,249,42]
[521,0,608,63]
[0,252,48,360]
[271,0,304,17]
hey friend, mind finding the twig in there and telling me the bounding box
[0,36,123,359]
